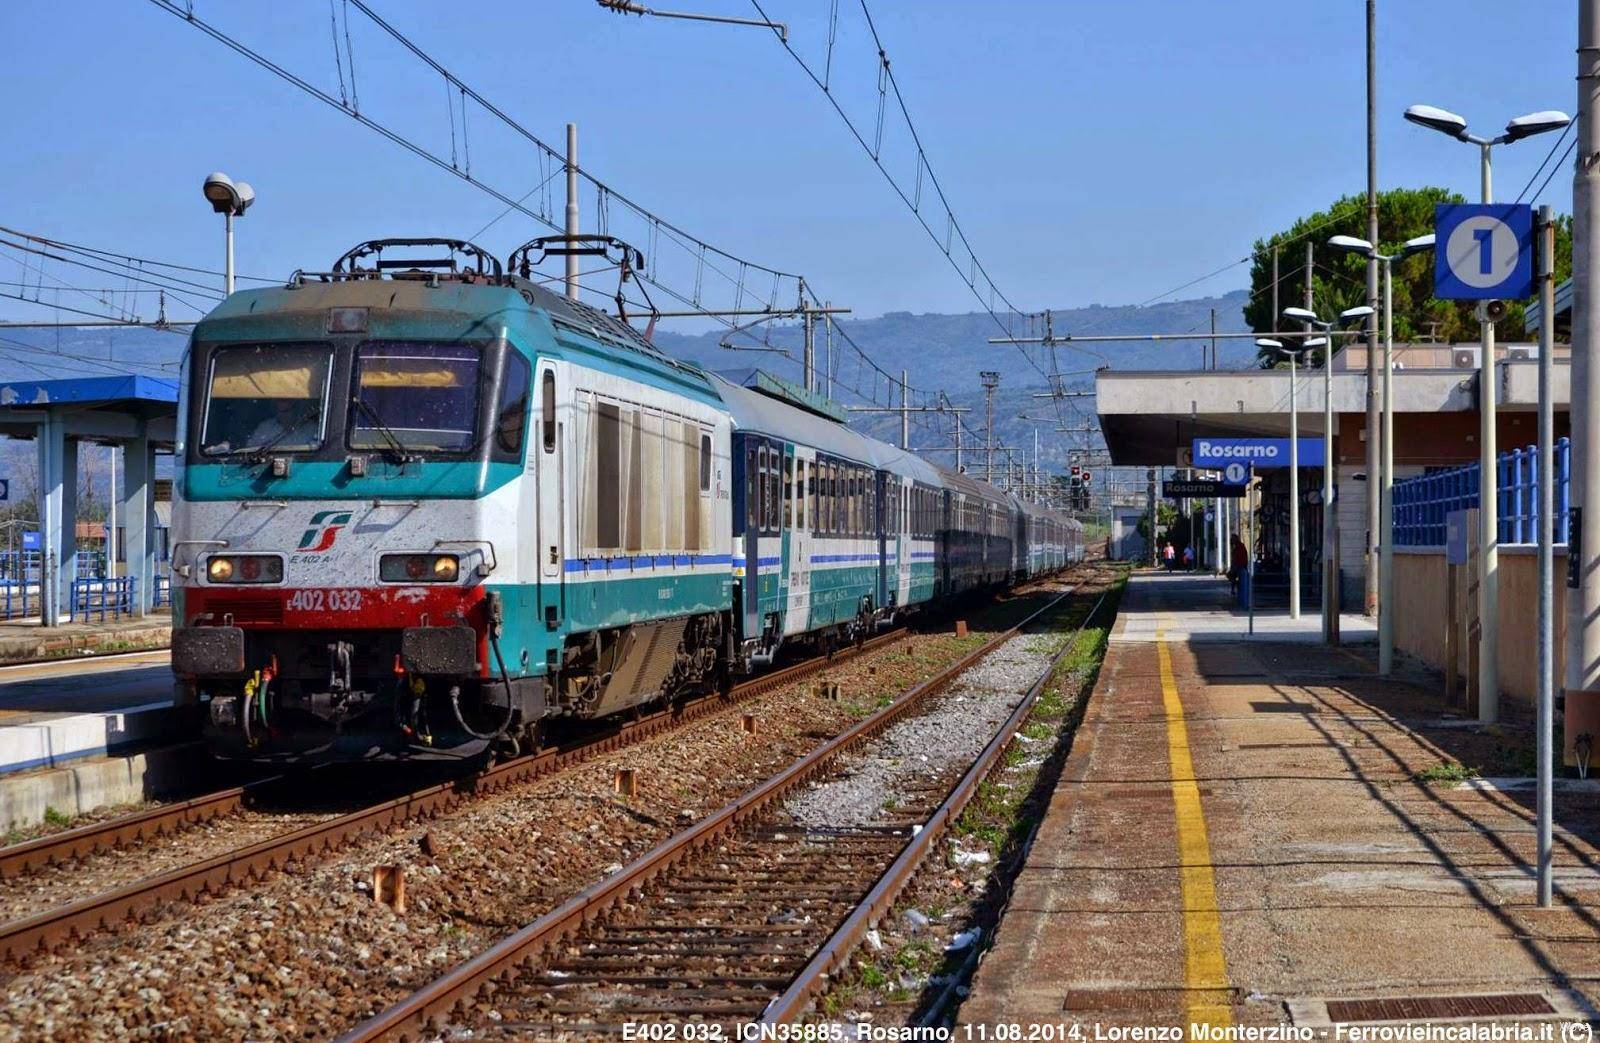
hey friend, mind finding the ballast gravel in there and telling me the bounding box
[0,595,1059,1043]
[786,632,1061,832]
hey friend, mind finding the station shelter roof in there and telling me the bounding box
[0,375,178,444]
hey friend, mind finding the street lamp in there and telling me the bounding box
[1404,104,1568,718]
[1328,233,1437,676]
[202,172,255,295]
[1283,304,1372,644]
[1256,335,1326,621]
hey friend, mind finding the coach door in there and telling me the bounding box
[742,440,760,642]
[874,471,888,613]
[536,366,563,629]
[784,451,811,638]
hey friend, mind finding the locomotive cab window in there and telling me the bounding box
[699,433,712,493]
[349,341,481,453]
[200,344,332,456]
[493,351,531,457]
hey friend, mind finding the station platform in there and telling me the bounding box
[0,644,187,829]
[963,572,1600,1031]
[0,611,169,666]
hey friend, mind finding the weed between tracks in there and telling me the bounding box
[812,565,1128,1026]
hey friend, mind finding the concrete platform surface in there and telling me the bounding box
[962,571,1600,1033]
[0,649,177,779]
[0,612,169,665]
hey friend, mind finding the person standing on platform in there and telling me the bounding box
[1163,542,1176,571]
[1229,535,1248,595]
[1182,544,1194,570]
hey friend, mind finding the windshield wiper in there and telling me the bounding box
[350,395,414,463]
[219,403,318,461]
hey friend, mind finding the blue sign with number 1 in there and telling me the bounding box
[1434,203,1533,301]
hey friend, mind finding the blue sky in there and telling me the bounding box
[0,1,1578,330]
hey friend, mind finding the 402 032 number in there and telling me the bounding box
[286,589,364,613]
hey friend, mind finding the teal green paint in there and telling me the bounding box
[560,572,731,634]
[498,572,732,677]
[806,563,879,629]
[185,459,522,502]
[196,283,726,411]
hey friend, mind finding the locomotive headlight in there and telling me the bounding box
[205,555,283,584]
[380,553,460,583]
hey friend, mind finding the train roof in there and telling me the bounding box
[931,463,1012,506]
[708,372,946,485]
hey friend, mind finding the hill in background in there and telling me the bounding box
[0,289,1249,504]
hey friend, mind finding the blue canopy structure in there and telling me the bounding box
[0,375,178,624]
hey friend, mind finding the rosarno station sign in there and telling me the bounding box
[1191,437,1325,469]
[1164,479,1245,499]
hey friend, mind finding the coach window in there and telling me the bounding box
[541,371,557,453]
[699,433,711,493]
[783,454,794,530]
[795,459,807,530]
[757,446,767,534]
[746,445,759,534]
[831,464,841,536]
[767,449,781,533]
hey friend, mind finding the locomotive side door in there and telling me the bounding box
[536,365,564,628]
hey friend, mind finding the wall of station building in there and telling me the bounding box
[1392,545,1566,710]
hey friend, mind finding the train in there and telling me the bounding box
[169,237,1084,763]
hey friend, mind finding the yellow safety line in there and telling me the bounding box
[1155,622,1232,1036]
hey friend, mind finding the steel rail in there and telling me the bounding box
[762,582,1115,1022]
[0,625,909,963]
[0,774,259,881]
[337,585,1080,1042]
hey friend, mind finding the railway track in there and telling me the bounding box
[338,580,1111,1041]
[0,623,916,963]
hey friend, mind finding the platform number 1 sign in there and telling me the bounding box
[1434,203,1533,301]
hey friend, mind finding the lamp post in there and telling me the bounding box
[1284,305,1374,644]
[1328,233,1437,675]
[1256,336,1326,620]
[202,172,256,295]
[1404,104,1569,718]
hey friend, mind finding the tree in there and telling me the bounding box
[1244,187,1572,368]
[1136,502,1178,543]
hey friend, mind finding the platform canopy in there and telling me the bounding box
[0,374,179,624]
[1095,358,1565,467]
[0,375,177,443]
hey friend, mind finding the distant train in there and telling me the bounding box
[169,238,1084,763]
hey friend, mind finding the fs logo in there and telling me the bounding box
[298,510,353,553]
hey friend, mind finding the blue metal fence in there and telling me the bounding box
[72,577,137,621]
[1393,438,1571,546]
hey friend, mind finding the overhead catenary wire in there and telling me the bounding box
[1515,122,1574,205]
[1528,136,1578,207]
[745,0,1065,409]
[0,239,220,317]
[145,1,806,328]
[139,1,1044,427]
[0,223,276,286]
